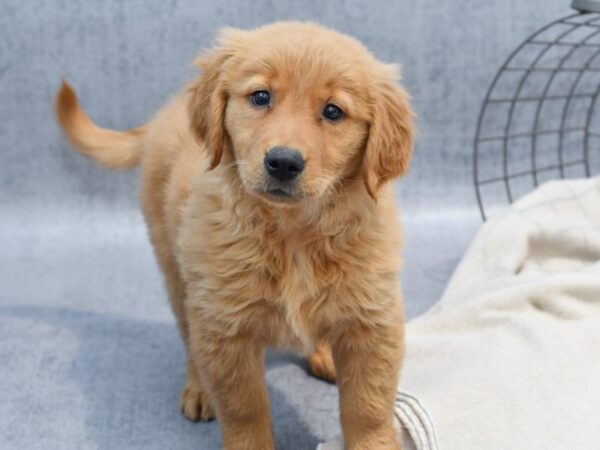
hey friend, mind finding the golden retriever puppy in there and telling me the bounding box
[55,21,414,450]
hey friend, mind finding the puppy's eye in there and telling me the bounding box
[250,90,271,107]
[322,104,344,122]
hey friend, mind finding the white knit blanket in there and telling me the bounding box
[319,176,600,450]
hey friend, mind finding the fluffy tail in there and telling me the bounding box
[55,80,144,169]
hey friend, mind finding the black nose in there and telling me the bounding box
[264,147,305,181]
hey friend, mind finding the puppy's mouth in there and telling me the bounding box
[267,188,292,198]
[257,185,303,204]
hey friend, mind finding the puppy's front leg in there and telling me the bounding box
[332,300,405,450]
[187,312,274,450]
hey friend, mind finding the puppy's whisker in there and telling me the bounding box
[222,159,250,171]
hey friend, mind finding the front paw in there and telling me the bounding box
[180,382,216,422]
[350,439,401,450]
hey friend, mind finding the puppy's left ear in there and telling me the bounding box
[188,28,247,169]
[362,66,415,199]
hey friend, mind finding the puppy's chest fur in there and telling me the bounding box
[178,179,401,350]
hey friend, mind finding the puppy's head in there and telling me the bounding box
[189,22,414,206]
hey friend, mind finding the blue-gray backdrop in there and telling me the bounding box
[0,1,573,449]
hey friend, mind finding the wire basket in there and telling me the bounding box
[474,0,600,219]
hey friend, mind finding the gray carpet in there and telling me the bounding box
[0,1,572,449]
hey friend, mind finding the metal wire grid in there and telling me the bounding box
[474,11,600,220]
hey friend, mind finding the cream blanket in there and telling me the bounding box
[319,177,600,450]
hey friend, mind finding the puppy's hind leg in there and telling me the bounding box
[158,255,216,422]
[142,212,215,421]
[159,256,216,421]
[308,342,336,382]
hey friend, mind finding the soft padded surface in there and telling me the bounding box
[0,1,572,448]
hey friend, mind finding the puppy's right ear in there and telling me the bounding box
[188,28,246,170]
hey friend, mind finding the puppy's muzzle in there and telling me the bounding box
[264,147,304,182]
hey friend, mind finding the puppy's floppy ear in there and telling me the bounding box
[362,65,415,199]
[188,28,246,169]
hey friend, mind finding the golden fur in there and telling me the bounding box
[55,22,414,450]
